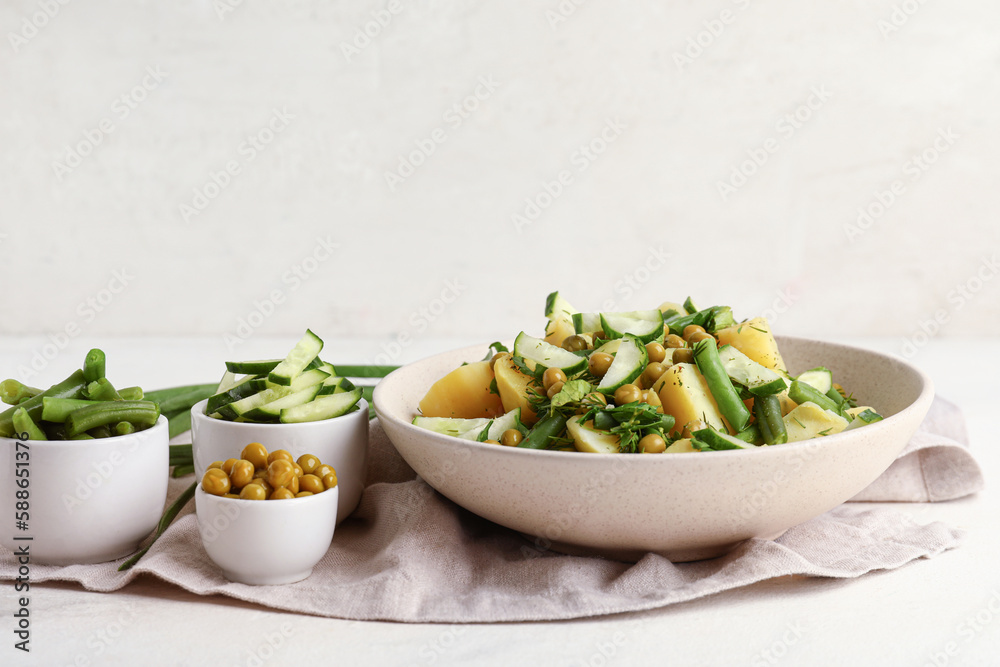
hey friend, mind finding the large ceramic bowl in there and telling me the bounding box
[0,416,169,565]
[190,399,368,524]
[374,336,934,562]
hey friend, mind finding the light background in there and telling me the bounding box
[2,0,997,362]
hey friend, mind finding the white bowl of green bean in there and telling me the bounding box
[374,337,934,562]
[0,416,169,565]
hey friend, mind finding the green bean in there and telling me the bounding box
[69,433,94,440]
[1,379,41,406]
[118,482,197,572]
[118,386,144,401]
[87,425,113,439]
[83,349,106,383]
[12,408,46,440]
[171,464,195,478]
[519,412,569,449]
[65,400,160,438]
[41,397,94,423]
[115,422,135,436]
[0,370,88,438]
[789,381,841,413]
[168,411,192,439]
[693,338,751,432]
[86,378,122,402]
[144,384,217,415]
[41,421,67,440]
[754,394,787,445]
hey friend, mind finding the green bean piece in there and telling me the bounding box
[118,386,144,401]
[118,482,197,571]
[0,370,88,438]
[144,384,217,415]
[86,378,122,402]
[83,349,106,383]
[693,338,751,432]
[115,422,136,436]
[518,412,569,449]
[168,411,192,439]
[754,394,787,445]
[1,379,41,406]
[331,364,399,378]
[40,421,67,440]
[169,443,193,463]
[12,408,46,441]
[734,423,762,445]
[69,433,94,440]
[41,397,94,423]
[65,400,160,438]
[788,381,841,414]
[171,464,195,478]
[88,425,113,439]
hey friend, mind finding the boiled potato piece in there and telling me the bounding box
[493,353,540,425]
[652,363,728,436]
[716,317,787,372]
[783,402,848,442]
[566,416,620,454]
[543,317,575,348]
[664,438,699,453]
[418,360,505,420]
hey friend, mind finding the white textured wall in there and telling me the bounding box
[3,0,997,358]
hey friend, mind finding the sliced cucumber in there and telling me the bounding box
[692,427,758,450]
[844,407,884,431]
[717,344,786,397]
[513,332,588,374]
[242,385,322,422]
[268,329,324,386]
[596,334,647,393]
[221,385,293,419]
[278,367,330,393]
[566,415,620,454]
[544,291,577,319]
[572,312,603,334]
[225,358,283,375]
[280,387,362,423]
[206,376,269,415]
[413,415,493,441]
[599,311,664,343]
[215,370,242,394]
[795,367,833,394]
[486,408,522,441]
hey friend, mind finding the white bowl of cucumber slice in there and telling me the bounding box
[374,336,934,562]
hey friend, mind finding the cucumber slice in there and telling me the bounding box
[215,371,242,394]
[844,407,884,431]
[268,329,324,386]
[280,387,362,424]
[599,312,664,343]
[242,385,322,422]
[222,385,293,419]
[225,359,283,375]
[795,367,833,394]
[413,415,493,441]
[717,344,786,397]
[486,408,523,441]
[513,332,588,374]
[206,376,269,415]
[544,291,578,319]
[692,427,758,450]
[572,312,603,334]
[276,367,330,393]
[596,334,647,393]
[566,415,620,454]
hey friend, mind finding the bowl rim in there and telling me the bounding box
[190,397,369,428]
[373,334,935,461]
[0,413,168,446]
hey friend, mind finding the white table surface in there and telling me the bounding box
[0,335,996,667]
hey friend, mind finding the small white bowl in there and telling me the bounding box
[195,485,338,585]
[0,416,169,565]
[190,398,368,524]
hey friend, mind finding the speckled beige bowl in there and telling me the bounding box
[374,336,934,562]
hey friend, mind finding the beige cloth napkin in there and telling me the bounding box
[0,397,981,622]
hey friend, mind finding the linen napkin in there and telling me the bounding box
[0,396,981,623]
